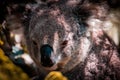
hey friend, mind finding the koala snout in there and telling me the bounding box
[40,44,55,67]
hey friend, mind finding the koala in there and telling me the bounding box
[27,0,120,80]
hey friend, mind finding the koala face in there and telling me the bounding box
[27,3,90,74]
[26,1,120,80]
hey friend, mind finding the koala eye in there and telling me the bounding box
[61,40,68,45]
[60,40,68,49]
[32,40,37,46]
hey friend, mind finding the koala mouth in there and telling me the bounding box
[40,44,56,67]
[40,44,70,71]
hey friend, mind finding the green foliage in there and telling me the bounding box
[0,48,30,80]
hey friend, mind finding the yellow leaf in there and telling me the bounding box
[0,39,4,45]
[45,71,68,80]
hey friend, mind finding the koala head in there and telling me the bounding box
[27,0,91,74]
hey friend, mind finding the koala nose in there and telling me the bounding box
[40,44,54,67]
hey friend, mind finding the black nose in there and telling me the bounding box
[40,44,54,67]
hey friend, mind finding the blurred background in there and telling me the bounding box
[0,0,120,80]
[0,0,38,80]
